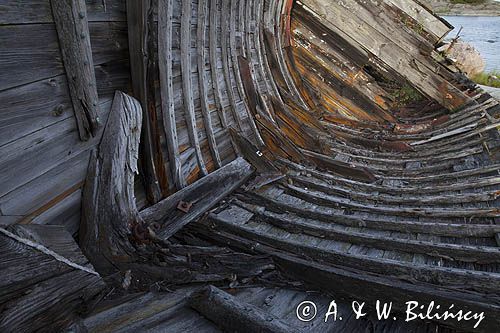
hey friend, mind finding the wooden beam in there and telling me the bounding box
[158,0,186,190]
[140,157,254,240]
[189,286,298,333]
[50,0,100,141]
[126,0,163,203]
[181,0,209,177]
[80,91,143,275]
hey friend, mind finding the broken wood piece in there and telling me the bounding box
[140,157,255,240]
[80,91,143,275]
[126,0,164,202]
[189,285,299,333]
[50,0,100,141]
[301,149,376,182]
[0,225,104,332]
[410,122,479,145]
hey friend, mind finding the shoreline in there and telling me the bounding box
[427,0,500,17]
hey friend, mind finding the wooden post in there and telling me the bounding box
[50,0,100,141]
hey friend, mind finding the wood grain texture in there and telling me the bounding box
[181,0,209,176]
[0,225,104,332]
[50,0,100,141]
[158,0,186,190]
[189,286,298,333]
[80,91,142,275]
[140,157,254,240]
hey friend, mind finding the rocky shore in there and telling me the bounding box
[424,0,500,16]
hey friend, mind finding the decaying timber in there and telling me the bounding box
[189,286,298,333]
[0,225,104,332]
[1,0,500,332]
[50,0,100,141]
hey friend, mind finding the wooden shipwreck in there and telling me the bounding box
[1,0,499,332]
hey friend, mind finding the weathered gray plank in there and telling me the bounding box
[0,22,128,92]
[0,225,104,332]
[181,0,209,177]
[127,0,163,202]
[197,0,222,169]
[50,0,100,141]
[140,157,254,240]
[189,286,298,333]
[0,0,127,24]
[80,91,142,275]
[158,0,186,190]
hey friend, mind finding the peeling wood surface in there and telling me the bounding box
[80,91,142,274]
[141,157,254,240]
[50,0,100,141]
[0,225,104,332]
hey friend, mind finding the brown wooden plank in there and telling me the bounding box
[140,157,254,240]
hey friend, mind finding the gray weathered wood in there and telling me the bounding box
[126,0,163,203]
[189,286,298,333]
[158,0,186,190]
[80,91,142,275]
[50,0,100,141]
[197,0,222,169]
[140,157,254,240]
[181,0,209,177]
[0,225,104,332]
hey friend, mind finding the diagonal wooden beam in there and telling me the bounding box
[50,0,100,141]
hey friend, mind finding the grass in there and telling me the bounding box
[391,84,424,107]
[471,70,500,88]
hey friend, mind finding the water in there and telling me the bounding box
[443,16,500,71]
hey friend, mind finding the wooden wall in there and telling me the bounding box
[0,0,130,234]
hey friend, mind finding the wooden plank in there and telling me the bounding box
[208,212,500,294]
[181,0,208,177]
[241,191,500,237]
[80,91,143,275]
[189,286,298,333]
[140,157,254,240]
[194,222,500,333]
[158,0,186,190]
[298,0,474,111]
[383,0,452,42]
[209,0,229,128]
[126,0,163,203]
[0,98,112,200]
[238,201,500,264]
[220,0,245,130]
[0,22,128,92]
[197,0,222,169]
[0,0,127,24]
[0,225,104,332]
[50,0,100,141]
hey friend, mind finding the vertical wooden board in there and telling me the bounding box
[158,0,186,190]
[51,0,101,140]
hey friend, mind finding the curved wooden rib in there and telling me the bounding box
[209,0,229,128]
[158,0,186,189]
[197,0,222,168]
[221,0,245,130]
[181,0,208,176]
